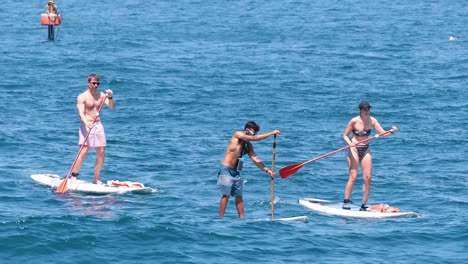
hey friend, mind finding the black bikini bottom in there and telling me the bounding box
[356,144,369,158]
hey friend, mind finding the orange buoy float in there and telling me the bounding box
[41,13,62,41]
[42,0,61,40]
[41,13,62,26]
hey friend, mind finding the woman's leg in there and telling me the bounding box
[344,148,360,201]
[360,152,373,206]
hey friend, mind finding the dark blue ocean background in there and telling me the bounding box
[1,0,466,263]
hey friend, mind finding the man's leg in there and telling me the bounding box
[71,146,89,184]
[93,146,106,184]
[235,196,244,219]
[219,195,229,218]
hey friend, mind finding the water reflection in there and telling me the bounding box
[63,194,119,218]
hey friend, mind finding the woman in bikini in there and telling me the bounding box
[342,101,398,211]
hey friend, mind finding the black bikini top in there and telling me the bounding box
[352,128,371,137]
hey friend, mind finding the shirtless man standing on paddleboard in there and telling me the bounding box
[218,121,280,218]
[71,73,115,185]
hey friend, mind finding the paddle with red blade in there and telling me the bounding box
[279,130,394,179]
[56,94,108,193]
[270,134,277,220]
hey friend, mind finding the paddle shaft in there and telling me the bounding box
[56,95,108,193]
[279,130,393,179]
[302,130,392,166]
[271,134,277,220]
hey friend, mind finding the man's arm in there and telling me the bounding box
[104,90,115,109]
[248,145,275,177]
[239,130,281,142]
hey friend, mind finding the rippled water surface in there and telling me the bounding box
[0,1,467,263]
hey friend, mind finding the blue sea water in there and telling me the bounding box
[0,0,467,263]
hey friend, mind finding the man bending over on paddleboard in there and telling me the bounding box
[218,121,280,218]
[71,73,115,185]
[342,101,397,211]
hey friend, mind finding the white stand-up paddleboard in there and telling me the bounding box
[276,215,309,223]
[299,198,418,219]
[31,174,153,194]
